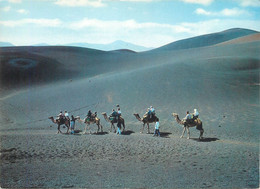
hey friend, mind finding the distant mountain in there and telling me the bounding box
[66,40,153,52]
[153,28,259,52]
[0,42,14,47]
[0,41,152,52]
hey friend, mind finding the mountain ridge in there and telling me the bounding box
[151,28,259,52]
[0,40,153,52]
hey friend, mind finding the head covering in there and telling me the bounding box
[194,109,199,116]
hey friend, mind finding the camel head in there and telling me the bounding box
[172,113,178,118]
[133,113,140,118]
[133,113,143,122]
[75,116,80,120]
[48,116,54,119]
[101,112,107,115]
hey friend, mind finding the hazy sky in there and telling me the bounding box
[0,0,259,47]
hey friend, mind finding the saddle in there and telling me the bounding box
[57,117,66,124]
[85,116,95,122]
[185,117,201,125]
[144,114,156,122]
[109,116,117,122]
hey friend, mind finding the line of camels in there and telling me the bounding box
[49,112,204,139]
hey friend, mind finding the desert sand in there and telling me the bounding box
[0,28,259,188]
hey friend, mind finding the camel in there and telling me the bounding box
[172,113,204,139]
[75,116,103,134]
[101,112,125,133]
[49,116,70,134]
[133,113,158,134]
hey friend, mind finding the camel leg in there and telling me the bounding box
[186,127,190,139]
[100,124,103,132]
[110,124,112,132]
[140,123,145,133]
[180,127,186,138]
[122,122,125,132]
[89,124,92,134]
[96,123,99,133]
[111,123,116,133]
[113,124,116,133]
[57,124,62,134]
[147,123,150,134]
[84,124,88,134]
[66,124,70,134]
[199,129,204,139]
[97,123,103,133]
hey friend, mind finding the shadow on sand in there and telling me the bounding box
[122,130,135,135]
[159,132,172,138]
[191,137,220,142]
[66,130,109,135]
[74,130,82,133]
[91,131,109,135]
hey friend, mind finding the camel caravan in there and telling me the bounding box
[49,105,204,140]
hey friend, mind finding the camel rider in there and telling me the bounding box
[150,106,155,117]
[110,109,118,121]
[148,106,155,119]
[92,112,98,121]
[64,111,70,121]
[144,108,149,118]
[183,111,192,125]
[86,110,92,121]
[117,108,121,120]
[193,109,199,119]
[58,111,65,121]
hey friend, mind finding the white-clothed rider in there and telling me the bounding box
[193,109,199,118]
[64,111,70,121]
[150,106,155,114]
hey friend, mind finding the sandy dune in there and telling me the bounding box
[0,28,259,188]
[216,33,260,46]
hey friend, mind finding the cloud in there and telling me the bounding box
[66,17,260,47]
[1,6,11,12]
[119,0,155,2]
[195,7,249,17]
[0,18,62,27]
[195,8,211,15]
[1,17,259,47]
[54,0,106,7]
[237,0,260,7]
[180,0,214,6]
[0,0,21,3]
[68,17,192,34]
[178,19,260,36]
[17,9,28,14]
[65,18,193,46]
[220,8,247,16]
[8,0,21,3]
